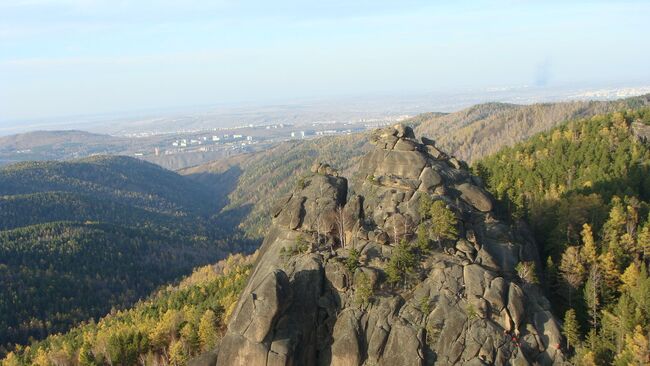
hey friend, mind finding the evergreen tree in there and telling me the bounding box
[168,339,187,366]
[78,343,97,366]
[198,310,219,351]
[354,272,373,307]
[583,267,601,329]
[598,252,621,304]
[180,323,200,355]
[603,197,628,268]
[580,223,597,267]
[615,325,650,366]
[563,308,580,350]
[560,246,585,304]
[428,200,458,244]
[386,239,418,286]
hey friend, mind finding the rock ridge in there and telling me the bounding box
[207,124,564,366]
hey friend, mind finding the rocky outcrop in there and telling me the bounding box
[210,124,564,365]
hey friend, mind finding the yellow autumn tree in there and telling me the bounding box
[620,263,640,294]
[616,325,650,366]
[198,309,219,351]
[599,252,621,303]
[581,223,597,266]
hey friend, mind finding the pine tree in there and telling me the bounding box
[603,197,628,267]
[1,353,20,366]
[563,308,580,350]
[560,246,586,305]
[168,339,187,366]
[515,261,538,284]
[418,193,433,223]
[78,343,97,366]
[198,309,219,351]
[354,272,373,307]
[386,239,417,286]
[637,223,650,259]
[580,223,597,267]
[599,252,621,304]
[428,200,458,244]
[180,322,200,355]
[615,325,650,366]
[620,263,640,294]
[584,267,601,329]
[415,223,430,253]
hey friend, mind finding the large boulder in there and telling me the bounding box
[456,183,494,212]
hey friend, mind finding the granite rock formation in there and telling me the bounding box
[205,124,564,366]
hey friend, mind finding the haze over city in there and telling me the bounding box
[1,0,649,127]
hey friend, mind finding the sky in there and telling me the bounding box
[1,0,649,123]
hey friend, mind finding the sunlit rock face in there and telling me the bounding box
[208,124,564,366]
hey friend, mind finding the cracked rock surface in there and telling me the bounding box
[204,124,564,366]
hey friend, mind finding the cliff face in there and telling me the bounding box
[211,125,564,366]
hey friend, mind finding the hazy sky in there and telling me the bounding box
[1,0,649,122]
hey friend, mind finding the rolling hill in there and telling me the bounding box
[4,107,650,365]
[181,94,650,239]
[0,131,130,166]
[0,156,254,354]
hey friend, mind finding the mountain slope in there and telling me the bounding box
[413,95,650,163]
[0,130,129,166]
[474,109,650,364]
[1,254,255,366]
[182,94,650,240]
[6,108,650,365]
[0,155,217,217]
[0,156,251,353]
[181,134,370,238]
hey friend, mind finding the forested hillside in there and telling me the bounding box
[4,106,650,365]
[414,95,650,163]
[475,109,650,364]
[183,94,650,240]
[181,134,370,237]
[0,131,130,166]
[0,156,253,355]
[1,254,254,366]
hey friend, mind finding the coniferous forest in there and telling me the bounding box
[2,108,650,365]
[475,109,650,364]
[0,156,255,356]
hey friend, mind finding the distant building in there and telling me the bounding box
[212,136,220,141]
[233,134,243,139]
[246,136,253,141]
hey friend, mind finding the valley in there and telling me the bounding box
[2,96,650,365]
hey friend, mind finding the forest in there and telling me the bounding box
[475,109,650,364]
[1,254,254,366]
[3,106,650,365]
[0,156,255,355]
